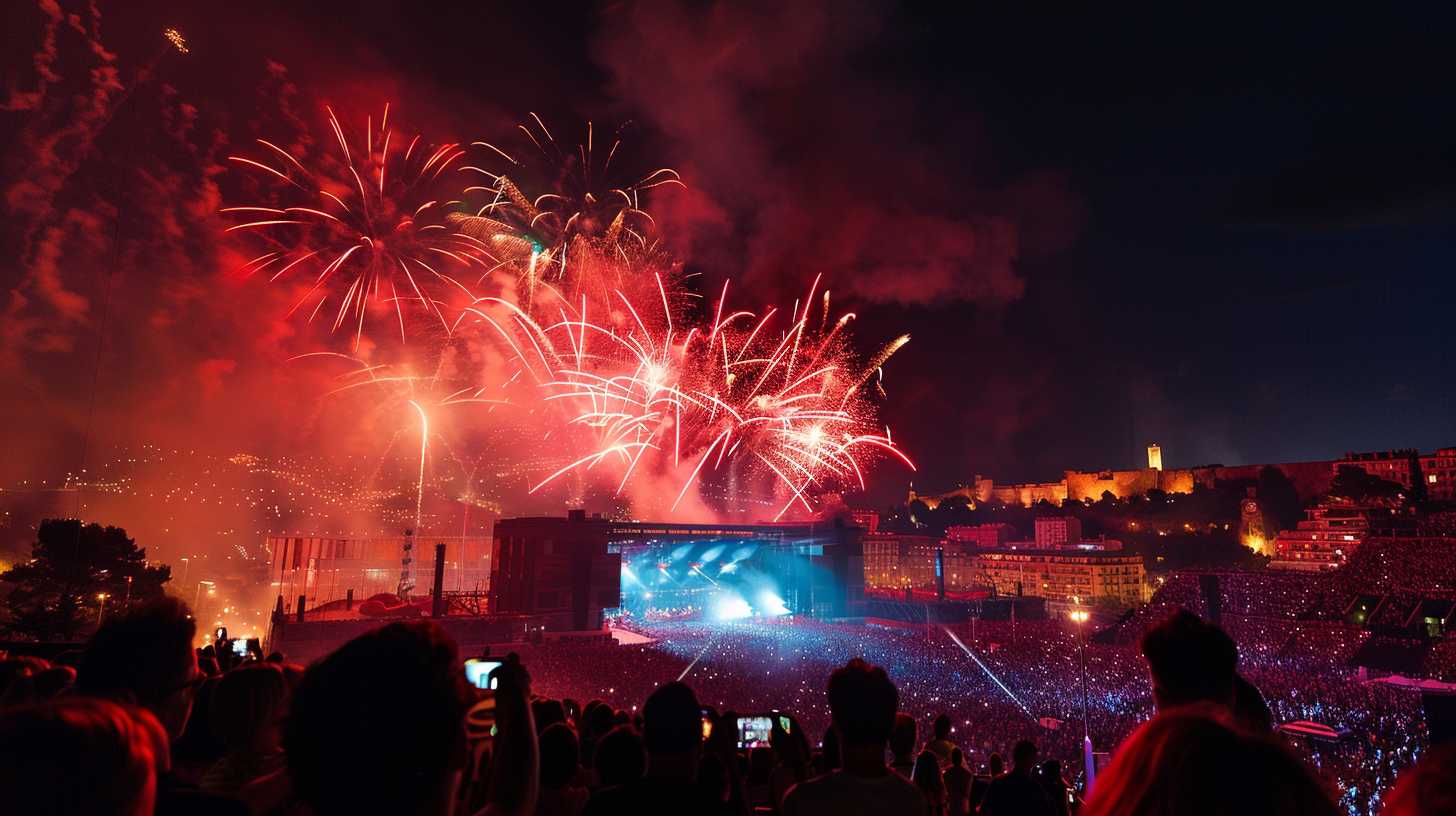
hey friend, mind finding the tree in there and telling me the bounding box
[1256,466,1304,532]
[1407,450,1428,505]
[1328,465,1405,504]
[939,494,973,512]
[1,519,171,641]
[907,499,932,528]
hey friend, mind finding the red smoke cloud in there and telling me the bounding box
[0,0,1084,545]
[592,0,1082,306]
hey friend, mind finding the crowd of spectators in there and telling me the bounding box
[0,592,1450,815]
[1314,536,1456,617]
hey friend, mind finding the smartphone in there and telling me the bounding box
[736,715,773,749]
[231,638,249,657]
[464,658,503,690]
[777,714,792,734]
[702,715,713,740]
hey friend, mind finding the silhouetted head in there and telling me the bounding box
[539,722,581,791]
[77,597,199,739]
[827,658,899,749]
[594,724,646,787]
[933,713,952,740]
[913,750,945,797]
[585,699,615,739]
[1083,705,1338,816]
[642,681,701,758]
[532,698,568,733]
[1011,740,1037,771]
[284,621,470,816]
[1041,759,1063,785]
[1140,609,1238,710]
[0,698,159,815]
[210,662,288,754]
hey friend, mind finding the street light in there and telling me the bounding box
[97,592,110,625]
[194,580,215,613]
[1069,607,1095,794]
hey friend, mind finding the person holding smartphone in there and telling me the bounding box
[281,623,538,816]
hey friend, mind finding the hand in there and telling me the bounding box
[489,652,531,699]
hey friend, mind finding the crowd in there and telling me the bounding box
[1,595,1452,816]
[1313,536,1456,618]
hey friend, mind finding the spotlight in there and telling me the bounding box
[756,591,790,616]
[712,594,752,621]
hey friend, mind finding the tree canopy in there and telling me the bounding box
[1328,465,1406,504]
[1,519,171,641]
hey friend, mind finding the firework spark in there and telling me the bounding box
[225,106,496,347]
[292,351,511,530]
[162,28,189,55]
[461,275,914,520]
[449,116,684,312]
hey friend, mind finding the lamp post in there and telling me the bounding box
[194,579,215,621]
[97,592,110,625]
[1069,607,1095,793]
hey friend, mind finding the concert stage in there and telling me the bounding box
[266,512,870,657]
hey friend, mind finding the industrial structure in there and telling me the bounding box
[489,511,869,630]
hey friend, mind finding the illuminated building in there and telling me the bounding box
[1064,467,1196,502]
[850,509,881,533]
[1034,516,1082,549]
[1336,449,1420,490]
[914,441,1456,509]
[1419,447,1456,501]
[266,534,492,612]
[968,549,1146,605]
[1269,506,1371,572]
[946,523,1017,549]
[862,533,940,590]
[862,532,980,594]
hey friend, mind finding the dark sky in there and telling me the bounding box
[4,2,1453,510]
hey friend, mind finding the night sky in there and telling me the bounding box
[3,2,1452,510]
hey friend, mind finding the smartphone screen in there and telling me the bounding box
[737,716,773,749]
[231,638,249,657]
[464,659,503,690]
[702,715,713,740]
[778,714,792,734]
